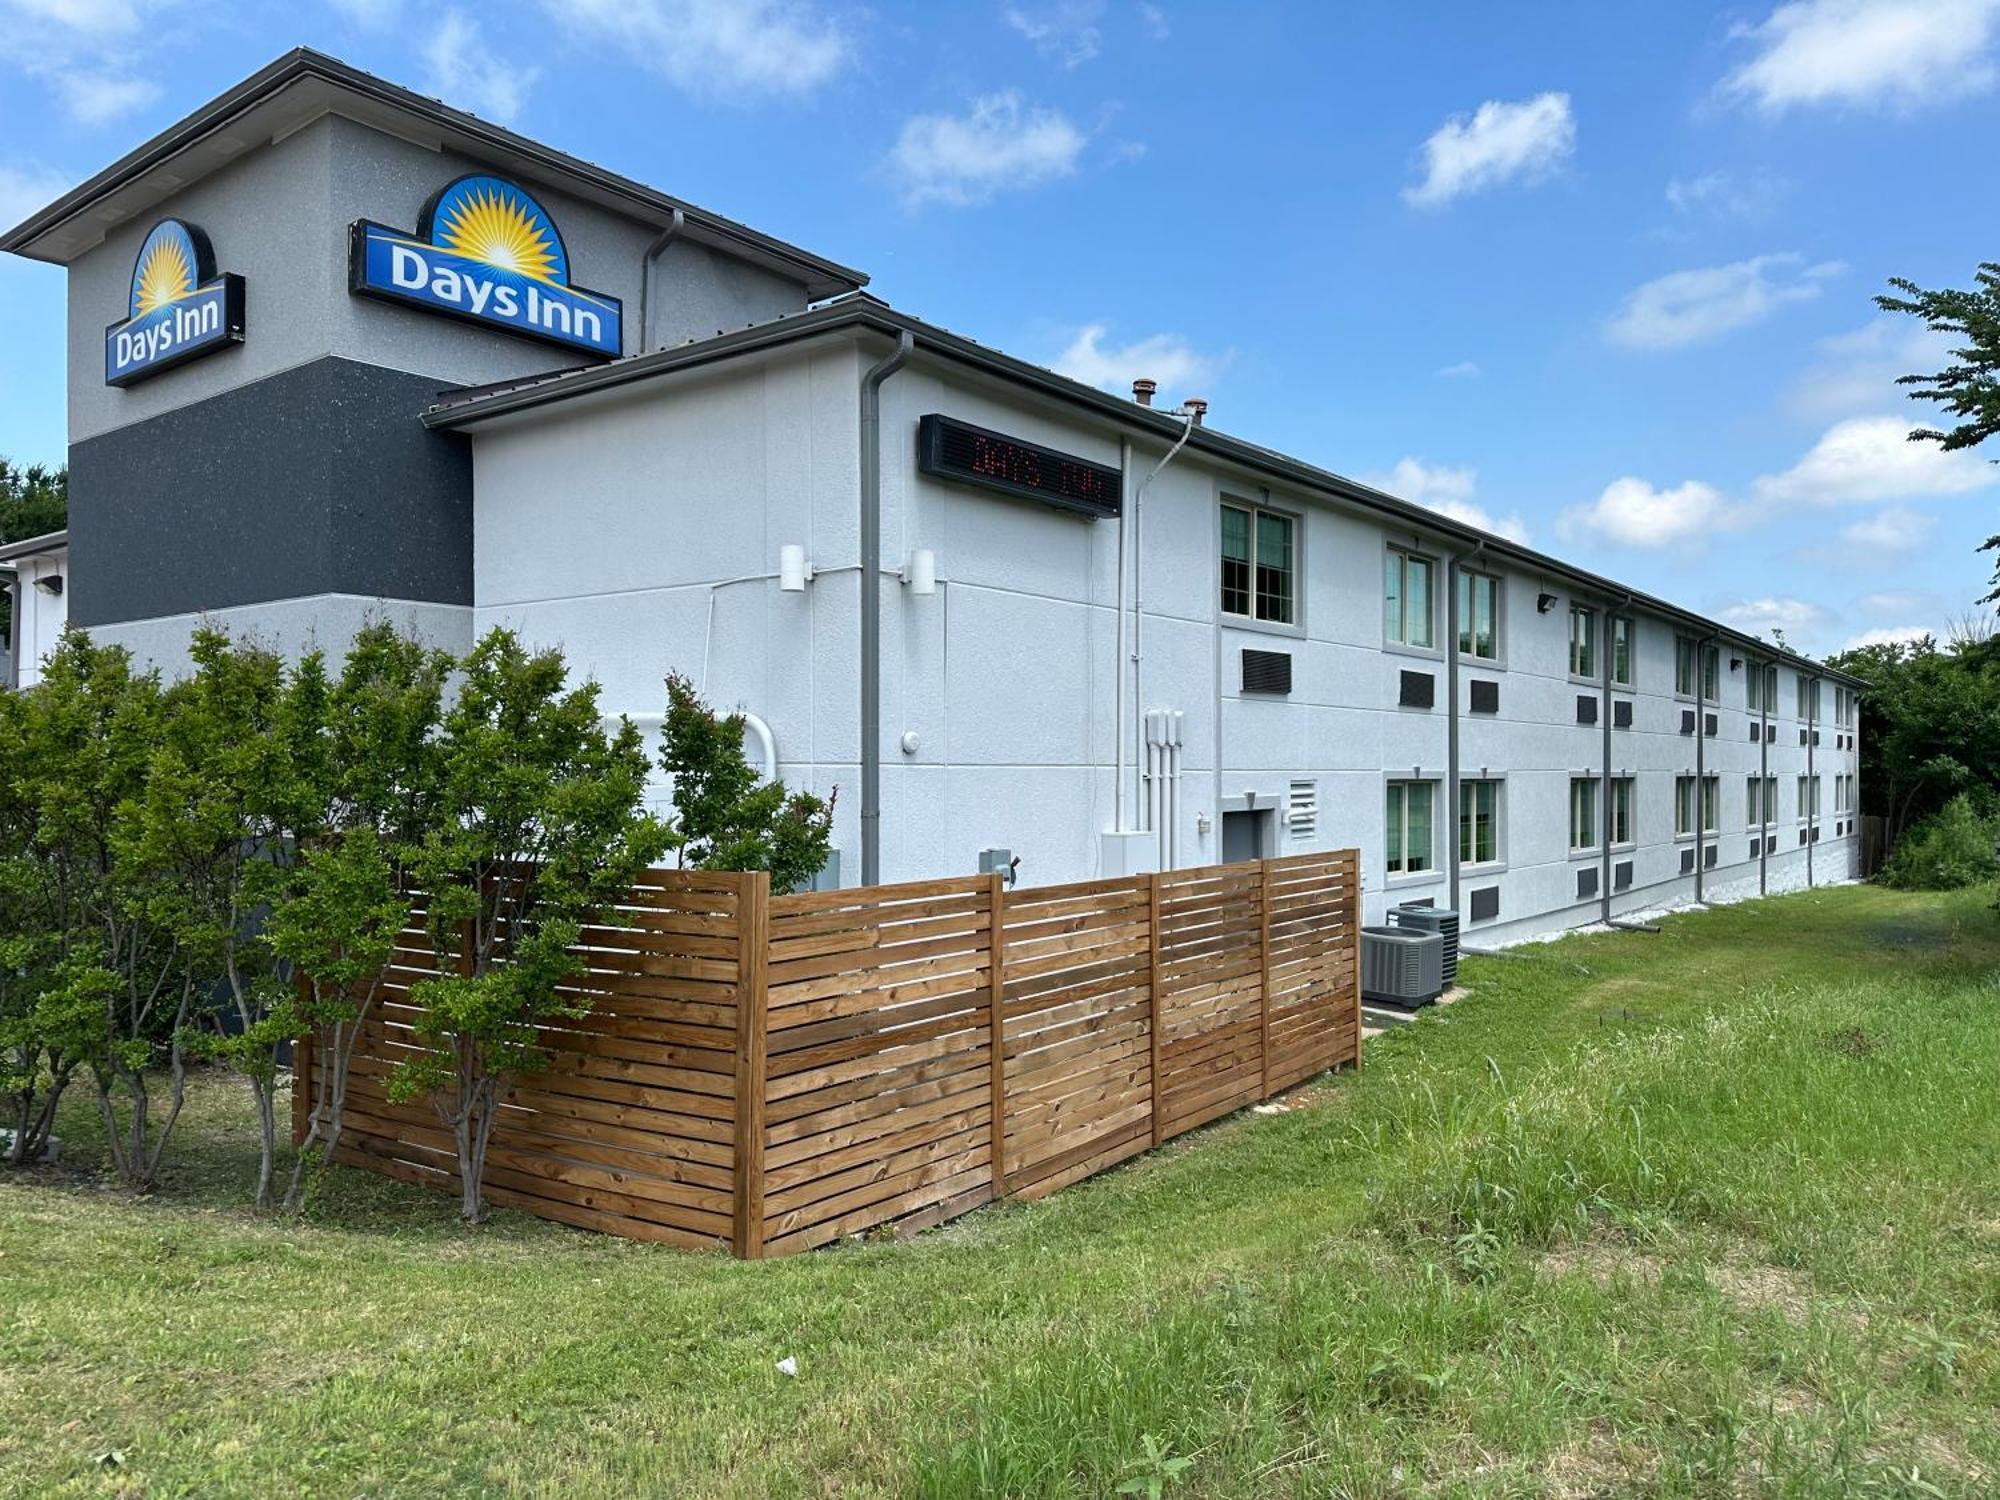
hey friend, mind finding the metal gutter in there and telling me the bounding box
[0,529,68,563]
[0,49,868,299]
[1443,541,1487,916]
[858,331,914,885]
[423,296,1863,689]
[1694,634,1715,904]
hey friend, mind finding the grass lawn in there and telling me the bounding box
[4,883,1998,1498]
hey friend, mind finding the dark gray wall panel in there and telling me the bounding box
[68,357,470,627]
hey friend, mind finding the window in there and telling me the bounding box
[1221,502,1295,624]
[1748,662,1777,714]
[1764,774,1778,826]
[1457,569,1500,660]
[1796,674,1820,721]
[1569,606,1597,679]
[1460,779,1500,866]
[1833,686,1856,728]
[1385,781,1435,875]
[1749,774,1777,828]
[1569,776,1599,851]
[1798,774,1821,821]
[1611,616,1633,687]
[1833,775,1850,814]
[1676,774,1719,836]
[1674,637,1718,699]
[1384,547,1435,649]
[1609,777,1634,846]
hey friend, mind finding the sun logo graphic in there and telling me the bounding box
[350,174,622,358]
[104,219,246,387]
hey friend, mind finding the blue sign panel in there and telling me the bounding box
[349,175,622,358]
[103,219,245,387]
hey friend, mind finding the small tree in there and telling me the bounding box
[124,628,331,1209]
[271,622,450,1213]
[659,672,833,891]
[389,629,667,1223]
[14,631,189,1189]
[0,684,70,1164]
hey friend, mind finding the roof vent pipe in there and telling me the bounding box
[1131,377,1156,407]
[1183,397,1207,426]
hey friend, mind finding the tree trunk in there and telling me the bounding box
[250,1078,276,1212]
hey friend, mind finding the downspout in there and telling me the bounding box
[1758,659,1770,896]
[1114,438,1132,832]
[636,207,685,355]
[1694,634,1715,904]
[1805,675,1817,889]
[1444,541,1486,915]
[859,330,914,886]
[1602,598,1657,933]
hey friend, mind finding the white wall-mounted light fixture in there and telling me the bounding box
[904,548,936,596]
[778,544,813,592]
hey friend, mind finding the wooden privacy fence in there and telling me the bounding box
[298,848,1362,1258]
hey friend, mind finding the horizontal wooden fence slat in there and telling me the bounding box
[301,849,1362,1257]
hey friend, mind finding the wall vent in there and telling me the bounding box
[1813,729,1821,746]
[1468,886,1500,923]
[1576,866,1599,899]
[1613,700,1633,730]
[1242,648,1292,695]
[1681,709,1696,735]
[1750,841,1762,863]
[1704,713,1718,737]
[1287,779,1318,840]
[1799,728,1809,746]
[1680,847,1696,874]
[1766,834,1778,856]
[1399,670,1435,709]
[1469,679,1499,714]
[1704,845,1718,868]
[1614,860,1633,891]
[1799,828,1809,845]
[1576,695,1597,725]
[1750,724,1761,742]
[1766,723,1777,743]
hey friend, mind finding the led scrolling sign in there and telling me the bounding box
[917,414,1121,520]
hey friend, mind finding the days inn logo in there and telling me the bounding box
[104,219,246,387]
[350,175,623,358]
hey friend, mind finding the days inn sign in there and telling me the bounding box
[104,219,246,387]
[349,175,623,358]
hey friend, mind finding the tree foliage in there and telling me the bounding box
[0,459,67,652]
[659,671,833,892]
[1878,264,2000,603]
[388,629,669,1222]
[1878,794,2000,891]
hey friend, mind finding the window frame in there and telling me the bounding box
[1610,615,1634,688]
[1458,777,1503,869]
[1675,637,1720,701]
[1609,776,1635,848]
[1383,544,1439,656]
[1219,497,1302,633]
[1385,778,1439,880]
[1569,775,1600,854]
[1455,566,1504,664]
[1568,604,1598,683]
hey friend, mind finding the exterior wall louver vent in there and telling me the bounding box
[1287,779,1318,840]
[1681,710,1697,735]
[1242,648,1292,695]
[1469,679,1499,714]
[1577,866,1599,899]
[1614,860,1633,891]
[1704,845,1718,868]
[1613,700,1633,729]
[1576,695,1597,725]
[1468,886,1500,922]
[1704,713,1718,737]
[1680,847,1696,874]
[1399,670,1435,709]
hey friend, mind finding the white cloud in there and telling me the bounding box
[1786,316,1956,419]
[1362,458,1531,544]
[0,0,162,124]
[1004,2,1103,67]
[1859,589,1933,614]
[1437,360,1482,379]
[1715,595,1830,634]
[1664,169,1786,220]
[47,67,156,123]
[1839,504,1938,553]
[1722,0,2000,113]
[1558,476,1742,551]
[0,162,77,230]
[0,0,140,37]
[889,92,1086,206]
[1136,1,1169,39]
[1604,253,1842,351]
[553,0,849,99]
[1751,415,1999,506]
[1052,324,1219,399]
[423,11,537,123]
[1403,92,1574,208]
[1842,624,1935,650]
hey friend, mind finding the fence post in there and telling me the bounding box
[1347,850,1364,1072]
[987,870,1008,1199]
[1258,857,1273,1099]
[733,871,771,1260]
[1148,870,1164,1148]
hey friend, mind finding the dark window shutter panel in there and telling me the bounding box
[1469,679,1499,714]
[1613,700,1633,729]
[1399,670,1435,709]
[1242,649,1292,695]
[1468,886,1500,922]
[1576,695,1597,725]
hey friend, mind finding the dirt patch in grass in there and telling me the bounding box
[1539,1423,1646,1499]
[1823,1026,1883,1058]
[1539,1238,1868,1331]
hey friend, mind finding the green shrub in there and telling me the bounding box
[1880,794,2000,890]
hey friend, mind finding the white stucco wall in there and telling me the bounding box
[464,333,1862,941]
[5,544,69,689]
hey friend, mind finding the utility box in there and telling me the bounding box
[1389,903,1460,987]
[978,847,1019,885]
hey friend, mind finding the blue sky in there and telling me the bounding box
[3,0,1998,655]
